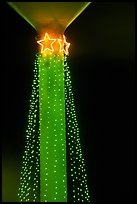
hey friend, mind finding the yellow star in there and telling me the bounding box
[63,35,70,55]
[58,35,70,55]
[37,33,56,53]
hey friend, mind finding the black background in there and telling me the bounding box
[2,2,135,203]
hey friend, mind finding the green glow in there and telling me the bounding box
[18,52,91,202]
[38,53,67,202]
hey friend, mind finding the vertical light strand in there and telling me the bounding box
[64,55,91,202]
[18,54,40,202]
[38,52,67,202]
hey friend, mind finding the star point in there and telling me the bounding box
[58,39,64,53]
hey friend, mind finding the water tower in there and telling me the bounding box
[8,2,91,202]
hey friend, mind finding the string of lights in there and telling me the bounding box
[18,54,40,202]
[38,52,67,202]
[64,55,91,202]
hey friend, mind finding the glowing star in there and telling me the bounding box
[58,35,70,55]
[63,35,70,55]
[37,33,56,53]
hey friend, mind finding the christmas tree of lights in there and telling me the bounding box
[8,2,91,202]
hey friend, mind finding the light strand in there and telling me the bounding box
[64,55,91,202]
[18,54,40,202]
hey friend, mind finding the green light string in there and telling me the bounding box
[18,54,40,202]
[38,53,67,202]
[64,55,91,202]
[18,51,91,202]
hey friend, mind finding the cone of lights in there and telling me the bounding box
[8,2,91,202]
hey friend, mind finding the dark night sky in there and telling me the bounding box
[2,2,135,203]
